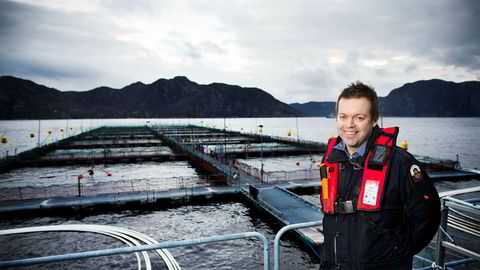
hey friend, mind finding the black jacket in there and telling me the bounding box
[320,128,441,269]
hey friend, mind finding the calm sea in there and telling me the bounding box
[0,117,479,269]
[1,117,479,168]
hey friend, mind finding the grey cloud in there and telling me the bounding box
[295,68,334,89]
[0,54,93,82]
[335,65,353,78]
[0,0,135,86]
[374,68,387,77]
[389,1,480,71]
[404,64,417,74]
[178,41,203,60]
[287,67,343,101]
[0,0,478,103]
[440,44,480,70]
[200,41,226,55]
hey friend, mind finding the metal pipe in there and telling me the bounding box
[444,196,480,210]
[0,224,179,270]
[442,241,480,261]
[274,221,323,270]
[0,231,269,270]
[435,199,448,268]
[445,258,478,267]
[414,258,478,270]
[414,255,433,264]
[413,255,456,270]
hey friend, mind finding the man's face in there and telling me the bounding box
[336,97,375,155]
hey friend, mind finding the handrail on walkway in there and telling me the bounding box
[274,221,323,270]
[0,231,269,270]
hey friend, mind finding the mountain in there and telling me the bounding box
[291,79,480,117]
[290,101,335,117]
[0,76,304,119]
[379,79,480,117]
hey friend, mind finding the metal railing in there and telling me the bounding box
[0,175,226,201]
[40,150,176,161]
[8,216,479,270]
[234,159,320,183]
[0,221,326,269]
[274,221,323,270]
[0,231,269,269]
[415,187,480,269]
[434,196,480,268]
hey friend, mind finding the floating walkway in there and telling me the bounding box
[0,186,239,213]
[243,185,323,256]
[29,152,187,166]
[54,139,166,149]
[0,179,320,214]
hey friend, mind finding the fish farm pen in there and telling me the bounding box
[0,124,479,269]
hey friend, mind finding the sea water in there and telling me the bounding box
[1,117,478,168]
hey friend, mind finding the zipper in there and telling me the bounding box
[334,166,342,268]
[334,230,339,267]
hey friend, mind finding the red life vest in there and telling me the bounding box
[320,127,399,214]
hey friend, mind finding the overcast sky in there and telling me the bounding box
[1,0,479,102]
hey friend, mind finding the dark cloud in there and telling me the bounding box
[438,1,480,69]
[0,54,93,81]
[0,0,139,89]
[0,1,89,80]
[385,1,480,71]
[0,1,42,43]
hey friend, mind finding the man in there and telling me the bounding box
[319,82,441,269]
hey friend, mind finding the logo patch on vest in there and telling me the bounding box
[410,165,423,182]
[362,180,379,206]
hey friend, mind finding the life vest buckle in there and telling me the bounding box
[335,200,356,214]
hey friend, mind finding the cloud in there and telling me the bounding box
[1,0,479,102]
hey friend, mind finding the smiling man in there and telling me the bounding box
[336,96,376,157]
[319,82,441,269]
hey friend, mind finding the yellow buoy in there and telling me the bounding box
[399,139,408,150]
[1,136,7,144]
[47,130,52,135]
